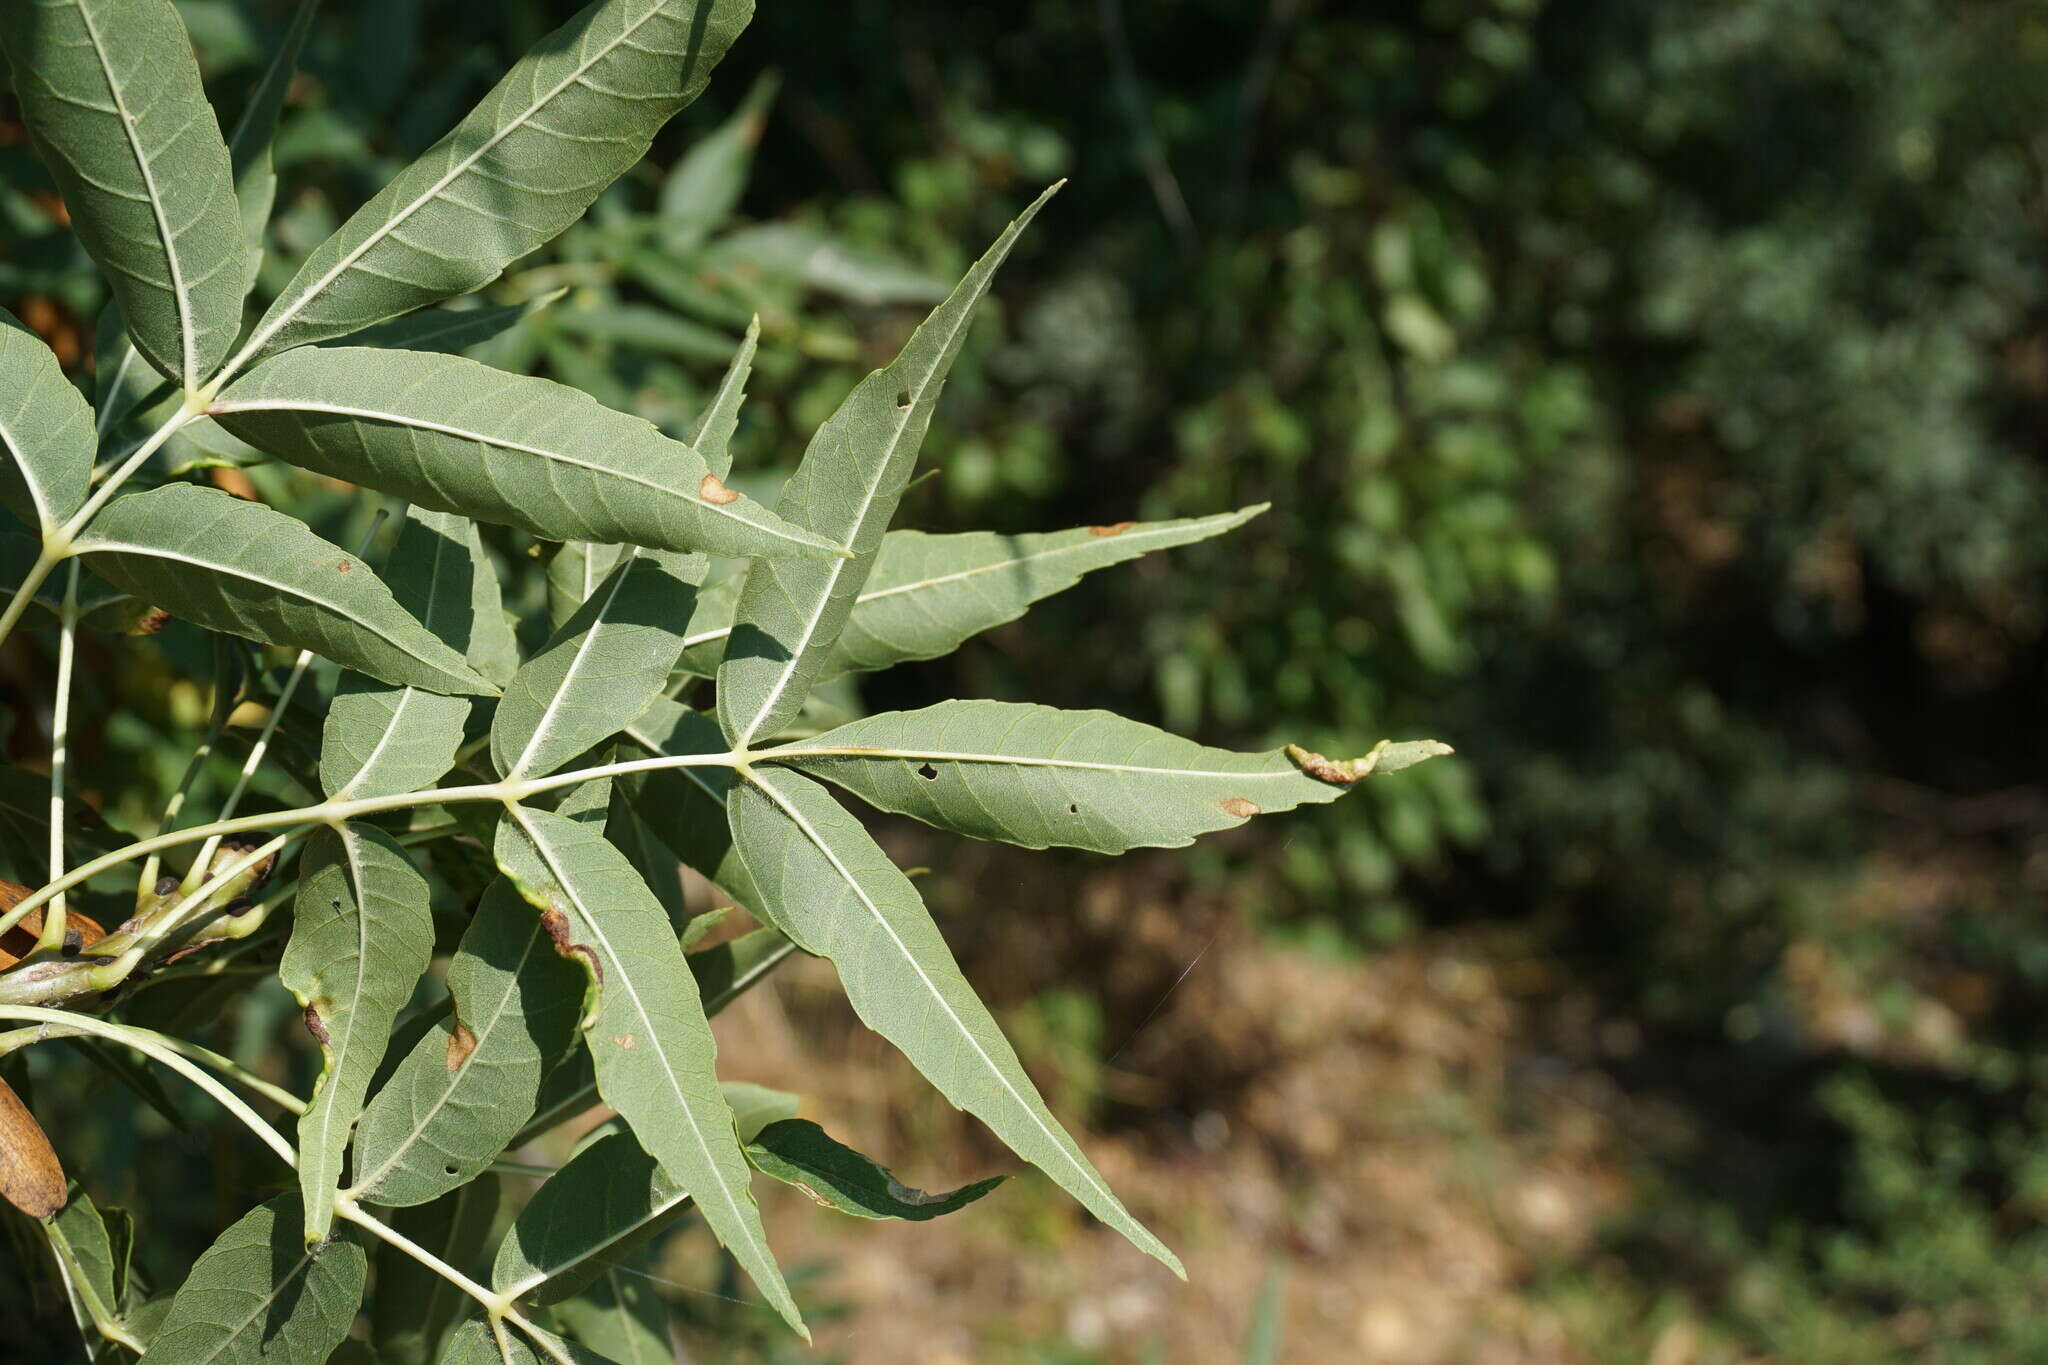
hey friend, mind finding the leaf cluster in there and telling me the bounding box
[0,1,1443,1360]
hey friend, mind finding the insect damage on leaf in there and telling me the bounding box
[538,905,603,987]
[1286,738,1454,785]
[1220,797,1261,818]
[1088,521,1137,537]
[699,473,740,505]
[0,1076,65,1218]
[303,1004,332,1047]
[445,1019,478,1071]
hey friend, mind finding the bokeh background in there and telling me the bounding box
[9,0,2048,1360]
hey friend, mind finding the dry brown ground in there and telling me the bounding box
[688,854,1643,1365]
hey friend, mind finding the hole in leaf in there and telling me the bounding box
[1068,804,1079,814]
[917,763,938,780]
[896,389,913,411]
[444,1165,459,1176]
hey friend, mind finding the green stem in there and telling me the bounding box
[187,649,314,891]
[33,563,80,958]
[0,1014,305,1115]
[0,1006,298,1166]
[0,749,742,942]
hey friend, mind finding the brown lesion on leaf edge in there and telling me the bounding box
[540,905,603,987]
[1089,521,1137,537]
[699,473,741,505]
[445,1018,478,1071]
[1221,797,1261,818]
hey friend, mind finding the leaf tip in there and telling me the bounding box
[1286,738,1454,785]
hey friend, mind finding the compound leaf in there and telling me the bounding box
[727,764,1179,1274]
[282,824,434,1244]
[75,484,497,695]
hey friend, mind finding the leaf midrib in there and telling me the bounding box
[508,809,769,1294]
[211,396,799,544]
[682,515,1247,652]
[72,0,199,388]
[741,770,1122,1215]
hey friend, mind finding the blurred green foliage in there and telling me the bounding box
[7,0,2048,1358]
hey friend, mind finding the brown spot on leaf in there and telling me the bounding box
[336,559,351,573]
[1221,797,1261,819]
[699,473,740,505]
[131,607,172,636]
[1286,744,1361,785]
[445,1020,478,1071]
[1089,521,1137,537]
[0,1076,64,1218]
[540,906,603,986]
[303,1004,331,1047]
[612,1034,636,1050]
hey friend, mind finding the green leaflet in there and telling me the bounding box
[675,506,1266,679]
[322,291,565,357]
[685,316,758,479]
[441,1320,616,1365]
[282,824,434,1244]
[493,807,804,1336]
[224,0,317,296]
[489,1130,681,1306]
[368,1178,501,1365]
[620,697,760,911]
[494,553,700,781]
[212,348,837,560]
[234,0,753,363]
[509,927,796,1149]
[716,186,1058,748]
[746,1119,1002,1221]
[0,309,92,534]
[75,485,497,696]
[45,1184,142,1356]
[727,764,1181,1274]
[659,73,777,248]
[322,508,496,800]
[0,0,243,389]
[349,881,582,1208]
[772,699,1451,853]
[137,1195,366,1365]
[553,1255,669,1365]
